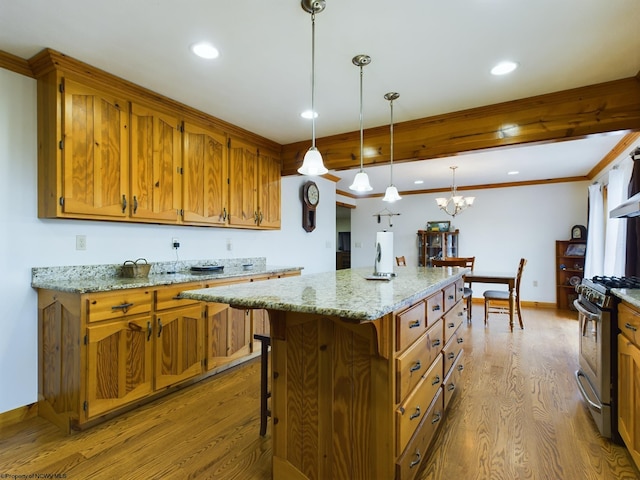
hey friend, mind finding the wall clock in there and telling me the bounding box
[571,225,587,241]
[302,181,319,232]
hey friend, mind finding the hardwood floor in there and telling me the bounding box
[1,307,638,479]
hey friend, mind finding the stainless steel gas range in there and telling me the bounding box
[574,276,640,440]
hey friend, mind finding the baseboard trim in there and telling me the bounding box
[0,403,38,428]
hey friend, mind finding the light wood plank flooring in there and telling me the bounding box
[1,307,638,479]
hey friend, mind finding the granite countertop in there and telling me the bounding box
[180,266,467,322]
[612,288,640,310]
[31,257,302,294]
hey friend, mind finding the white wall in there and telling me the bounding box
[350,182,589,303]
[0,68,336,413]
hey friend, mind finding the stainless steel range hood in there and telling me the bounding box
[610,192,640,218]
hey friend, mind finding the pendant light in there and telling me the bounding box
[298,0,328,176]
[382,92,401,202]
[349,54,373,192]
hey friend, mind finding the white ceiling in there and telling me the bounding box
[1,0,639,195]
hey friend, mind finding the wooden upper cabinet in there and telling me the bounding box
[182,121,229,225]
[257,149,281,229]
[61,77,129,218]
[129,103,181,222]
[228,136,258,227]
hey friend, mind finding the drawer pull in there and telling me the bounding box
[408,319,421,329]
[457,364,464,372]
[112,302,134,313]
[448,294,454,300]
[410,361,422,373]
[432,339,441,347]
[448,383,456,392]
[409,406,421,420]
[457,337,464,344]
[409,451,421,468]
[458,311,464,317]
[432,375,441,386]
[157,318,163,337]
[147,321,152,341]
[625,322,638,332]
[447,322,455,328]
[432,305,441,311]
[431,412,442,424]
[128,322,142,332]
[447,352,455,360]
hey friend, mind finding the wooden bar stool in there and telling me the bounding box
[253,334,271,436]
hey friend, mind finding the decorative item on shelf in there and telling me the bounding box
[382,92,401,202]
[348,54,373,193]
[571,225,587,241]
[435,166,475,217]
[569,276,581,286]
[565,243,586,256]
[297,0,328,176]
[427,220,451,232]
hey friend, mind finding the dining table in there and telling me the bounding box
[464,270,519,330]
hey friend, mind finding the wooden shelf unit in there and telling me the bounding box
[555,239,586,310]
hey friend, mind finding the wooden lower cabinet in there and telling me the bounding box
[618,302,640,469]
[37,271,299,432]
[268,276,466,480]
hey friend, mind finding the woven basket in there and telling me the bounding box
[121,258,151,278]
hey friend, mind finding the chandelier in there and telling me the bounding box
[435,166,475,217]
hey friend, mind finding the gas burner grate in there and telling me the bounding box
[592,276,640,289]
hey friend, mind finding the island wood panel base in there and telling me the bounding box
[268,310,394,480]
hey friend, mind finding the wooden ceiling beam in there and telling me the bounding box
[282,76,640,177]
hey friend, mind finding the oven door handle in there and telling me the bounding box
[575,370,602,414]
[573,299,600,321]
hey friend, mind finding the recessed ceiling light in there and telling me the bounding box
[508,170,519,175]
[301,110,318,119]
[414,180,424,184]
[190,42,219,59]
[491,61,518,76]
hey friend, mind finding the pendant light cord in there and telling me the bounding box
[359,65,364,172]
[390,99,394,184]
[310,11,317,149]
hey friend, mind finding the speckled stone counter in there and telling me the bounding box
[182,266,467,322]
[612,288,640,310]
[31,257,302,293]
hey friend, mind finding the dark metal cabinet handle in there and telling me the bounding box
[431,412,442,424]
[457,337,464,344]
[432,339,441,347]
[147,321,152,341]
[157,318,163,337]
[432,375,441,386]
[408,319,421,329]
[432,305,441,311]
[458,364,464,372]
[625,322,638,332]
[448,322,455,328]
[409,406,421,420]
[112,302,133,314]
[133,195,138,214]
[448,294,454,300]
[409,451,421,468]
[410,361,422,373]
[447,352,455,360]
[122,194,127,213]
[222,207,227,220]
[448,383,456,392]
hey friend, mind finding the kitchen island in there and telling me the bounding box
[181,266,468,480]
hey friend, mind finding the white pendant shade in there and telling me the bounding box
[297,147,328,175]
[349,171,373,192]
[382,185,402,202]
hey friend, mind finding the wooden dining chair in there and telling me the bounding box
[432,257,475,321]
[483,258,527,330]
[396,256,407,266]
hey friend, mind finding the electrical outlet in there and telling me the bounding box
[172,237,180,249]
[76,235,87,251]
[226,238,232,251]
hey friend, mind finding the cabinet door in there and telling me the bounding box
[61,78,129,217]
[257,150,281,229]
[130,103,181,222]
[154,304,204,390]
[182,121,228,225]
[205,303,251,370]
[228,137,258,227]
[86,315,153,418]
[618,334,640,466]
